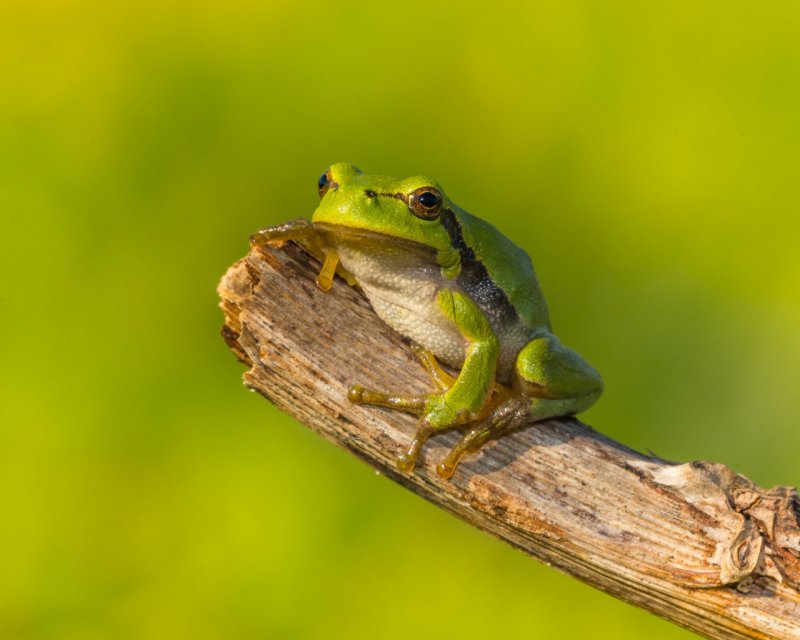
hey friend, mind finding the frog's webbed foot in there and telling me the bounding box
[348,385,441,471]
[348,385,439,470]
[250,220,356,291]
[249,218,316,248]
[348,336,491,476]
[345,345,454,428]
[348,381,486,474]
[436,395,530,479]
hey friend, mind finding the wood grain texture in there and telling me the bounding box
[218,242,800,639]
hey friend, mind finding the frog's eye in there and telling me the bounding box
[317,169,333,198]
[408,187,443,220]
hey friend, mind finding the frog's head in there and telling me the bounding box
[311,163,454,253]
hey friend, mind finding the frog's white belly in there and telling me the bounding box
[365,285,467,368]
[336,246,467,368]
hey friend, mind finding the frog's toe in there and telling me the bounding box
[435,459,458,480]
[396,451,416,472]
[347,384,367,403]
[436,397,530,479]
[395,418,435,472]
[249,219,315,248]
[249,228,287,247]
[436,434,480,479]
[315,251,339,292]
[347,384,426,415]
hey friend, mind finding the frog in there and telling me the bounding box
[251,163,603,479]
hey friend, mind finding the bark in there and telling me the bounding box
[218,241,800,639]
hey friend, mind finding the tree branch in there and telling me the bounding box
[218,242,800,640]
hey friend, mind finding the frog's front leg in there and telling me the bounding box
[250,219,353,291]
[348,289,499,473]
[250,218,318,248]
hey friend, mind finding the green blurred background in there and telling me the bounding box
[2,1,799,638]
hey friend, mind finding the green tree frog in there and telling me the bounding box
[251,163,602,479]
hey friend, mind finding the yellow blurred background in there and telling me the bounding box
[2,1,799,638]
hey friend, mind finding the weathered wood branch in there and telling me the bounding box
[218,242,800,640]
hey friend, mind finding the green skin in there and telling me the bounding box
[252,163,602,479]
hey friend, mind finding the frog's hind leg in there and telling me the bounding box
[437,333,603,478]
[439,392,596,476]
[435,390,599,480]
[436,395,529,479]
[515,333,603,420]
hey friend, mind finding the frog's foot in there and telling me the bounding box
[249,218,315,248]
[436,395,530,479]
[249,220,350,292]
[348,385,432,471]
[348,385,479,472]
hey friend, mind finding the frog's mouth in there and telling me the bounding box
[312,222,437,259]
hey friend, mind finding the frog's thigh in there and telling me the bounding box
[516,333,603,420]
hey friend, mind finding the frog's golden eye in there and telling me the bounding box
[317,169,333,198]
[409,187,443,220]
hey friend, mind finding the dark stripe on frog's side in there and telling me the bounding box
[439,208,518,328]
[363,190,519,328]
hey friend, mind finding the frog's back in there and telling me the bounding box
[450,205,550,333]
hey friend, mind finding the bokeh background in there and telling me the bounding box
[2,1,799,638]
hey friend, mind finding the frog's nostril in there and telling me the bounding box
[364,189,377,199]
